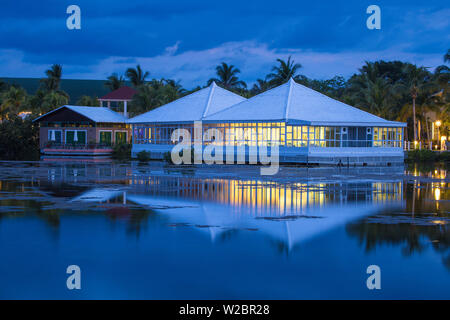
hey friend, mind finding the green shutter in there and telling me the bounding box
[100,131,112,145]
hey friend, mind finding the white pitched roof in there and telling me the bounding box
[33,105,127,123]
[127,82,246,124]
[205,78,406,127]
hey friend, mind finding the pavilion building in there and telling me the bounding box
[128,79,406,165]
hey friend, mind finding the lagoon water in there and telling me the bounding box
[0,161,448,299]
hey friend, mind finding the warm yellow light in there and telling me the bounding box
[434,188,440,201]
[435,120,442,127]
[441,136,447,141]
[414,140,418,144]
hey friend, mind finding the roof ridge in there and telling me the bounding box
[284,78,295,121]
[129,86,211,122]
[203,81,286,119]
[202,82,216,119]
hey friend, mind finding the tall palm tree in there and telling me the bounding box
[126,65,149,87]
[0,86,27,119]
[400,65,434,141]
[41,64,63,91]
[267,56,302,86]
[435,49,450,88]
[207,62,247,90]
[105,73,125,91]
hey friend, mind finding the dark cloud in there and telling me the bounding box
[0,0,447,85]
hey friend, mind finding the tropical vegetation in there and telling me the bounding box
[0,49,448,160]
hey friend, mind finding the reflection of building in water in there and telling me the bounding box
[129,176,403,216]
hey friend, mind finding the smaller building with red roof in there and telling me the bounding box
[98,86,137,118]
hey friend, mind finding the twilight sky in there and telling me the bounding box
[0,0,448,88]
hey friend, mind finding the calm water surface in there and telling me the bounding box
[0,161,448,299]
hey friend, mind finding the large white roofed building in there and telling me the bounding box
[128,79,406,165]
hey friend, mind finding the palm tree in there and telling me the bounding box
[0,86,27,120]
[207,62,247,90]
[41,64,63,91]
[105,73,125,91]
[164,79,186,95]
[400,65,434,141]
[40,91,69,114]
[251,78,271,95]
[126,65,149,87]
[267,56,302,86]
[130,83,179,116]
[348,74,397,119]
[77,95,99,106]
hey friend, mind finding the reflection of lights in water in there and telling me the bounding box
[434,188,441,201]
[128,177,403,216]
[432,220,447,225]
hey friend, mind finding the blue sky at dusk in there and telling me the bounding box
[0,0,448,88]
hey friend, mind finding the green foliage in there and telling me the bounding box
[0,116,40,160]
[126,65,149,87]
[266,56,302,86]
[76,95,100,106]
[0,86,27,119]
[136,150,151,162]
[208,63,247,90]
[406,150,450,163]
[112,143,131,160]
[40,90,69,114]
[129,80,180,116]
[105,73,125,91]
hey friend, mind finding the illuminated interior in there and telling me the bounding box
[133,122,404,148]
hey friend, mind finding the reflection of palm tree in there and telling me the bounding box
[126,65,149,87]
[105,73,125,91]
[208,62,247,90]
[267,56,302,86]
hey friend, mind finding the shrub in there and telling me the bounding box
[137,150,151,162]
[0,116,40,160]
[437,151,450,162]
[112,143,131,160]
[406,150,450,163]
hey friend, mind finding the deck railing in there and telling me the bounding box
[44,143,113,150]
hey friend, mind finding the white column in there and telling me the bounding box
[124,100,128,118]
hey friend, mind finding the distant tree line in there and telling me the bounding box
[0,49,448,160]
